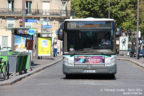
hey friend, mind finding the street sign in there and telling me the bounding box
[28,28,35,35]
[25,19,37,23]
[19,30,23,34]
[42,25,52,28]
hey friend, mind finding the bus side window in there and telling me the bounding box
[58,23,64,40]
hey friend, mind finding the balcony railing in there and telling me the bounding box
[0,8,74,17]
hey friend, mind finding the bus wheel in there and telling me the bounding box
[65,74,72,79]
[109,74,115,79]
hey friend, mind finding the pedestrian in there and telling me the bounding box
[53,38,58,57]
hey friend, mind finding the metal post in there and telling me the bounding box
[41,24,42,32]
[136,0,140,59]
[108,0,110,18]
[40,17,43,32]
[22,0,25,27]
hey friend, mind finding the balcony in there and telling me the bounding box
[0,8,74,18]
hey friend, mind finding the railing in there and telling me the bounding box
[0,8,74,17]
[0,9,22,15]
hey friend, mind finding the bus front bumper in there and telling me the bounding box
[63,64,117,75]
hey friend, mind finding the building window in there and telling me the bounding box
[62,1,66,16]
[42,1,50,15]
[2,36,8,48]
[62,1,66,10]
[7,18,15,28]
[8,0,14,11]
[25,22,32,28]
[26,1,32,14]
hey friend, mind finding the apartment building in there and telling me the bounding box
[0,0,72,49]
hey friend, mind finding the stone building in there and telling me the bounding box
[0,0,72,51]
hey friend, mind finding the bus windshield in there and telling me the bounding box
[64,21,115,54]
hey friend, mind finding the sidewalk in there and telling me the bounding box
[117,55,144,68]
[0,56,63,86]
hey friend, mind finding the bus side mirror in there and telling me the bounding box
[116,28,121,37]
[58,28,63,40]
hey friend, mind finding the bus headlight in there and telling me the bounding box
[63,56,74,66]
[105,56,116,66]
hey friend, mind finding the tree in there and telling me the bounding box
[140,0,144,35]
[71,0,139,33]
[71,0,108,18]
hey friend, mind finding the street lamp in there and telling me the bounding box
[136,0,140,59]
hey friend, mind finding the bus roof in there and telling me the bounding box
[65,18,114,22]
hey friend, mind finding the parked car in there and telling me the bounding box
[129,48,144,57]
[139,50,144,57]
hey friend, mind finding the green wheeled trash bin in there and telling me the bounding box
[0,56,9,80]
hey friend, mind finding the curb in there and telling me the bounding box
[117,58,144,69]
[0,57,62,86]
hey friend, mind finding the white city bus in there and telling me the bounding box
[58,18,116,78]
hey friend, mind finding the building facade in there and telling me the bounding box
[0,0,72,51]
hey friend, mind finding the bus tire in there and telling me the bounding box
[65,74,72,79]
[109,74,115,79]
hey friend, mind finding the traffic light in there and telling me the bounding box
[19,19,23,27]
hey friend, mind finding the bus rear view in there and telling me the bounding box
[59,18,116,78]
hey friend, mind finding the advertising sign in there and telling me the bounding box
[75,56,104,64]
[14,35,32,52]
[38,37,51,56]
[119,36,128,50]
[25,39,34,50]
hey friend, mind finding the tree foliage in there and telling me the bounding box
[71,0,144,34]
[140,0,144,35]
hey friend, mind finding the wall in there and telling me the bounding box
[0,0,71,50]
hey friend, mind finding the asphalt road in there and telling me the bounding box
[0,60,144,96]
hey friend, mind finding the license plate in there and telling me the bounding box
[83,70,96,73]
